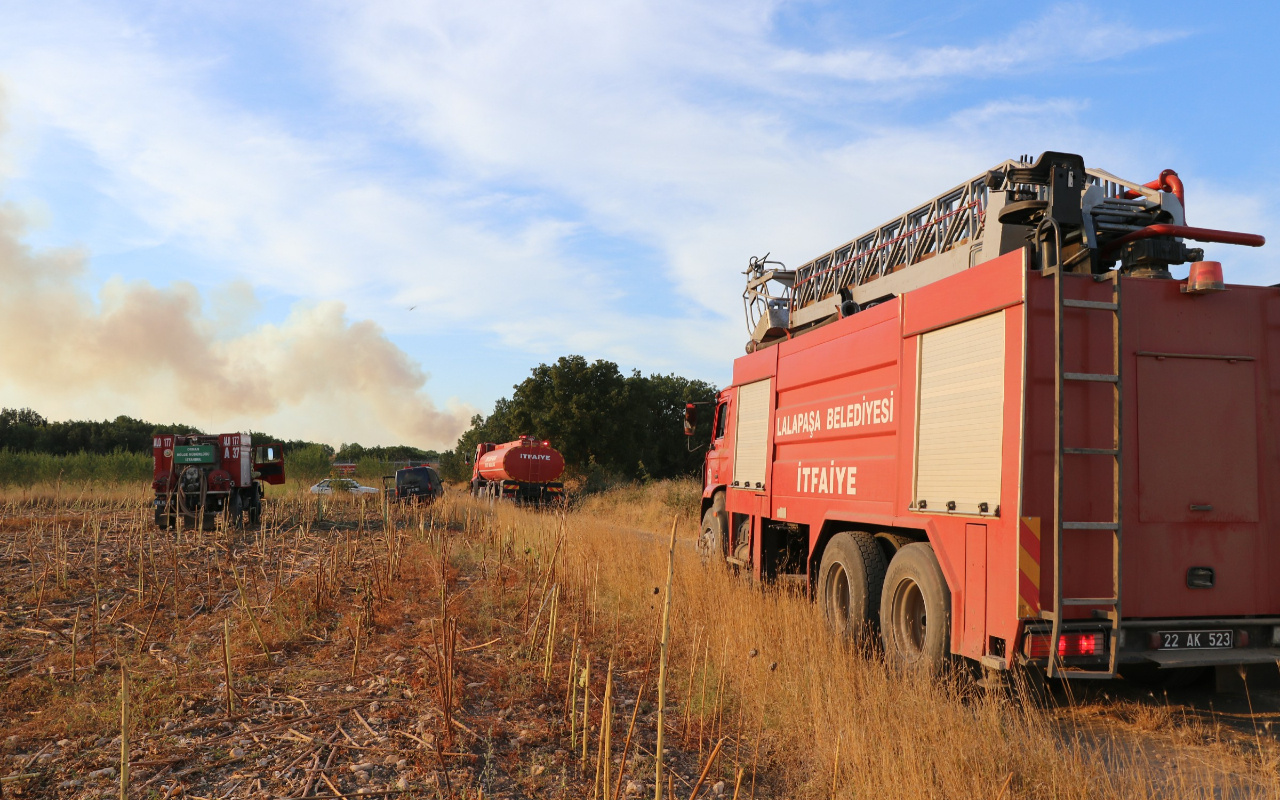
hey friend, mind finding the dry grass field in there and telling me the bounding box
[1,479,1278,798]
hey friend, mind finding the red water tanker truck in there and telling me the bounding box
[692,151,1276,682]
[152,433,285,528]
[471,436,565,504]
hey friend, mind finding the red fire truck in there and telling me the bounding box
[690,151,1273,680]
[152,433,286,528]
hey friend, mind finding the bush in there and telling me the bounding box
[286,444,335,482]
[0,448,152,486]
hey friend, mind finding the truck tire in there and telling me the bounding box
[818,531,887,640]
[881,543,951,673]
[697,493,727,564]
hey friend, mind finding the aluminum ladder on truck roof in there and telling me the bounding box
[742,153,1182,349]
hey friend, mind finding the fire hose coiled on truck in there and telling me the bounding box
[171,465,208,524]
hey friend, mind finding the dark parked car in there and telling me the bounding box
[383,466,444,504]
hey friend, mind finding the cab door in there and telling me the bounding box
[255,443,287,485]
[708,398,731,485]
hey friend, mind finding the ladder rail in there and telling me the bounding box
[1049,261,1065,677]
[1110,271,1124,677]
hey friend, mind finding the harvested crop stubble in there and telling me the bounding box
[0,481,1274,798]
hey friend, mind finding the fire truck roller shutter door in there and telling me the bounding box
[914,312,1005,515]
[734,379,772,490]
[818,531,889,639]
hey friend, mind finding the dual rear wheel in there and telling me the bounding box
[818,532,951,672]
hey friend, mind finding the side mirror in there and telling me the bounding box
[683,403,698,436]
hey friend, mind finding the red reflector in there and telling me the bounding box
[1023,632,1103,658]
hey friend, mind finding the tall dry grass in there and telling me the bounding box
[572,477,704,539]
[478,484,1279,799]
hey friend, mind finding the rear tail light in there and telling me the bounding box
[1022,632,1103,659]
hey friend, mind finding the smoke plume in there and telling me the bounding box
[0,203,473,448]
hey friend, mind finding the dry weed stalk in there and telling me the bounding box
[119,660,130,798]
[581,653,592,775]
[543,583,560,684]
[432,616,458,750]
[222,618,235,718]
[679,626,702,748]
[654,515,678,800]
[696,639,711,760]
[350,615,363,679]
[688,736,726,800]
[594,656,615,800]
[613,642,657,800]
[567,620,580,734]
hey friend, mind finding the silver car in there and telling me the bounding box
[309,478,380,495]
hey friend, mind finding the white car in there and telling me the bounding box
[309,478,380,495]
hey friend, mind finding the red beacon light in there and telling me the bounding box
[1183,260,1226,294]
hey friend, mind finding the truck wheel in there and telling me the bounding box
[818,531,887,639]
[697,494,727,564]
[881,543,951,673]
[228,491,244,529]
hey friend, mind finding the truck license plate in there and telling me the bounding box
[1158,630,1233,650]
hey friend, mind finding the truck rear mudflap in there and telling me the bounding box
[1019,619,1280,669]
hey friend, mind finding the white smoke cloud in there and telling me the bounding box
[0,200,474,448]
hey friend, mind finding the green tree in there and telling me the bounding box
[287,443,336,481]
[440,356,717,482]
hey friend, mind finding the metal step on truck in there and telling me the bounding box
[688,151,1273,680]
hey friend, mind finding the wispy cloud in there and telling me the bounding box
[769,5,1183,82]
[0,0,1268,441]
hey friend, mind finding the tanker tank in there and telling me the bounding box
[471,436,566,504]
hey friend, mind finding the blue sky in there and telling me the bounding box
[0,1,1275,449]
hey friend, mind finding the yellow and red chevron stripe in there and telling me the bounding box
[1018,516,1042,618]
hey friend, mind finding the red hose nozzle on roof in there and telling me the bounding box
[1123,169,1185,208]
[1100,224,1265,256]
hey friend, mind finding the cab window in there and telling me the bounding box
[713,402,729,440]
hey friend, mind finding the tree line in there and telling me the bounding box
[0,407,323,459]
[2,353,716,487]
[438,355,717,484]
